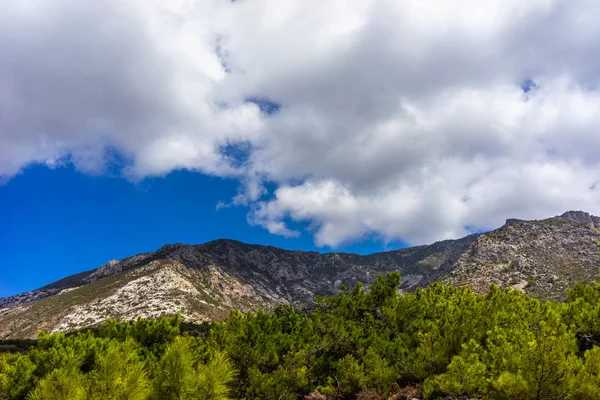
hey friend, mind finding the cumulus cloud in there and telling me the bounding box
[3,0,600,245]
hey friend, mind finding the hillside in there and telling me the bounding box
[444,211,600,298]
[7,272,600,399]
[1,210,599,339]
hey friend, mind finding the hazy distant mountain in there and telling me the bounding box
[1,210,599,339]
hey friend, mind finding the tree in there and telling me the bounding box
[1,353,36,400]
[152,337,196,400]
[195,351,236,400]
[87,339,150,400]
[27,367,86,400]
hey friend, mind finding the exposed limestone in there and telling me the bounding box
[53,262,203,332]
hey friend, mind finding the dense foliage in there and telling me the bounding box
[3,274,600,399]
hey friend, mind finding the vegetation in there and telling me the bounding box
[4,273,600,399]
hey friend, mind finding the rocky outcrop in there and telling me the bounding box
[0,288,61,309]
[443,212,600,299]
[560,210,600,229]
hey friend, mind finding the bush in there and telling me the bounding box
[2,274,600,399]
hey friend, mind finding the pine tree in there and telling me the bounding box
[27,367,86,400]
[87,339,150,400]
[151,337,196,400]
[2,353,37,400]
[194,351,235,400]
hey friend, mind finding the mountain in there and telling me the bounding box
[443,211,600,298]
[1,210,599,339]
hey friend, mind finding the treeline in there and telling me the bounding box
[3,273,600,399]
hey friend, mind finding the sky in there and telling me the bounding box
[3,0,600,296]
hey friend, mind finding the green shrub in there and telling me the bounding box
[2,274,600,399]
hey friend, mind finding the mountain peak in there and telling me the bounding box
[560,210,600,227]
[156,242,186,254]
[505,218,526,226]
[201,238,246,248]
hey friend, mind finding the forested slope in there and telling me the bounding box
[3,274,600,399]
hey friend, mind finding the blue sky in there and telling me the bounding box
[0,165,404,297]
[2,1,600,296]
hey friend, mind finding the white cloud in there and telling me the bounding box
[3,0,600,246]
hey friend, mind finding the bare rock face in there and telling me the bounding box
[443,212,600,299]
[85,260,122,283]
[1,210,600,338]
[560,210,600,229]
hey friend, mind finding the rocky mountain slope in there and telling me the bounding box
[1,211,599,339]
[444,211,600,298]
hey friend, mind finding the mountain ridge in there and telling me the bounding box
[1,210,599,338]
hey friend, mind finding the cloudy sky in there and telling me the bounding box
[2,0,600,294]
